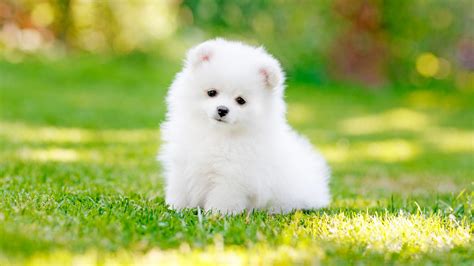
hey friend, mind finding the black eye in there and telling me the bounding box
[235,97,246,105]
[207,89,217,97]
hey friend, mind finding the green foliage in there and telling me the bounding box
[0,56,473,264]
[1,0,472,87]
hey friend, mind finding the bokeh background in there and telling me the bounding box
[1,0,473,89]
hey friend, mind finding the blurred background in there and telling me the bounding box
[0,0,473,89]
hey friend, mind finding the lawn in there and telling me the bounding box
[0,55,472,265]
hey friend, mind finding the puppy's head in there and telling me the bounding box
[181,39,285,130]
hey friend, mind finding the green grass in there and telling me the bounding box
[0,55,473,265]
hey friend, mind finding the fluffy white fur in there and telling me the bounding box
[159,38,330,214]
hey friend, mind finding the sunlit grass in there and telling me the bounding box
[2,211,471,265]
[0,122,159,165]
[17,147,80,162]
[321,139,421,163]
[340,108,430,135]
[287,212,472,256]
[0,122,158,144]
[427,128,474,152]
[339,175,463,196]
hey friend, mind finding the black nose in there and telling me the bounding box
[217,106,229,117]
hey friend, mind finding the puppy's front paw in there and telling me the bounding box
[165,195,188,210]
[204,188,246,215]
[204,203,246,215]
[204,204,246,215]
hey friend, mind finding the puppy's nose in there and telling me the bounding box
[217,106,229,117]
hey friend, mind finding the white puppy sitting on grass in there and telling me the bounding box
[159,38,330,214]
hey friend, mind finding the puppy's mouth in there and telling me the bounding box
[214,118,227,123]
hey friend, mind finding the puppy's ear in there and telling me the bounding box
[186,41,214,69]
[258,63,283,90]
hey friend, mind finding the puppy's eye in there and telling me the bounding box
[235,97,246,105]
[207,89,217,97]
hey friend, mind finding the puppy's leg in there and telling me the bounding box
[204,184,247,215]
[165,178,189,210]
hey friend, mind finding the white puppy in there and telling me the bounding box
[159,39,330,214]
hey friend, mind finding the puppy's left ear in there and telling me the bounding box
[258,63,284,90]
[186,41,214,69]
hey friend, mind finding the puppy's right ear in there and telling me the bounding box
[258,63,283,90]
[186,41,214,69]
